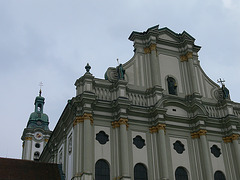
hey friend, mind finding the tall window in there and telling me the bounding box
[175,167,188,180]
[214,171,226,180]
[167,76,177,95]
[95,159,110,180]
[134,163,148,180]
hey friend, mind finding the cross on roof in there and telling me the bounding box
[217,78,225,86]
[39,82,43,96]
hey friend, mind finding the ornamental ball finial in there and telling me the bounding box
[85,63,91,73]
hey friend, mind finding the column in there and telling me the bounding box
[149,126,160,179]
[24,137,32,160]
[232,134,240,173]
[112,121,120,179]
[180,52,198,94]
[145,44,160,86]
[82,113,94,179]
[118,118,130,180]
[156,124,169,180]
[72,116,84,179]
[223,134,240,175]
[191,130,212,180]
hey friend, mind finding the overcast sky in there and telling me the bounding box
[0,0,239,159]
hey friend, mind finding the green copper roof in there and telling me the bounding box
[26,91,50,130]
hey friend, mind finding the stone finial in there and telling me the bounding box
[85,63,91,73]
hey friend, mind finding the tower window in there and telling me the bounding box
[35,143,40,148]
[134,163,148,180]
[37,104,42,112]
[34,151,40,161]
[167,77,177,95]
[95,159,110,180]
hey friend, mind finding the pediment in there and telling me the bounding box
[158,33,178,42]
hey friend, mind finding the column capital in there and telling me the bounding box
[180,52,193,62]
[149,123,166,133]
[25,137,32,141]
[191,129,207,139]
[223,134,239,143]
[112,118,129,129]
[144,43,157,54]
[73,113,93,127]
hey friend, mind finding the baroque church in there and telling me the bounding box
[21,25,240,180]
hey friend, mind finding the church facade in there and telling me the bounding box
[24,25,240,180]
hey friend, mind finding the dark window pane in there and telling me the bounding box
[175,167,188,180]
[214,171,226,180]
[96,131,109,145]
[95,159,110,180]
[133,135,146,149]
[134,163,148,180]
[173,140,185,154]
[211,145,221,158]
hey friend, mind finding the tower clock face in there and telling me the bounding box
[34,132,43,140]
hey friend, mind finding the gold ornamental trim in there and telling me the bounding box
[144,44,157,54]
[180,52,193,62]
[44,139,49,143]
[111,121,120,128]
[144,47,151,54]
[149,126,158,133]
[149,123,166,134]
[73,113,93,127]
[223,134,239,143]
[111,118,129,129]
[150,44,157,51]
[191,129,207,139]
[25,137,32,141]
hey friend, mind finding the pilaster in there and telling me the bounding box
[150,123,169,180]
[144,43,161,87]
[223,134,240,175]
[72,113,94,180]
[191,129,213,180]
[112,118,131,180]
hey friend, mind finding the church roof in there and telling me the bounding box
[0,157,63,180]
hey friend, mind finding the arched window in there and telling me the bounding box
[214,171,226,180]
[134,163,148,180]
[34,151,40,161]
[175,167,188,180]
[167,77,177,95]
[38,104,41,111]
[95,159,110,180]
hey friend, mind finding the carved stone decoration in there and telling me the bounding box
[96,131,109,145]
[104,67,118,83]
[211,145,221,158]
[173,140,185,154]
[133,135,146,149]
[104,64,125,83]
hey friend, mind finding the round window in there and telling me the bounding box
[35,143,40,148]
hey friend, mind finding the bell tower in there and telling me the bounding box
[21,90,52,161]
